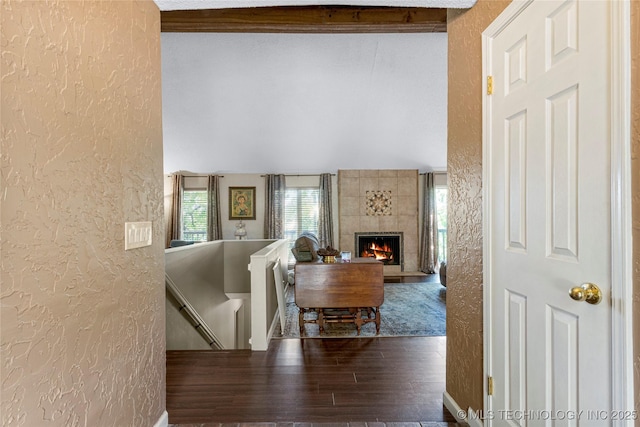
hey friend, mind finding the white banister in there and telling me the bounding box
[249,239,290,351]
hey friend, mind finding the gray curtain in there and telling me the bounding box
[264,174,285,239]
[317,173,334,248]
[420,172,439,273]
[166,173,183,248]
[207,175,222,241]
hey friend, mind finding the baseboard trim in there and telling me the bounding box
[443,391,484,426]
[153,410,168,427]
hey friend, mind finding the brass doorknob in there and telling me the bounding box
[569,282,602,305]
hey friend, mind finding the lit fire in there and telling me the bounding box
[361,242,394,262]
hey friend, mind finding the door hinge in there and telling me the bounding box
[488,376,494,395]
[487,76,494,95]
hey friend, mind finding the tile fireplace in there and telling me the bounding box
[338,169,419,272]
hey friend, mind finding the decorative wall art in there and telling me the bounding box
[229,187,256,220]
[366,190,392,216]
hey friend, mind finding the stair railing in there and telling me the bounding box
[165,273,224,350]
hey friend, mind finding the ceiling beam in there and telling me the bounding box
[161,6,447,33]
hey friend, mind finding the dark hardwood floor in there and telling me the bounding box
[166,336,458,426]
[166,274,456,426]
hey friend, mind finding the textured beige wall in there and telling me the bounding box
[1,1,166,426]
[445,0,510,413]
[632,0,640,423]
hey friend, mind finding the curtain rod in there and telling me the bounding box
[260,173,336,177]
[170,172,442,177]
[167,173,336,177]
[166,174,225,178]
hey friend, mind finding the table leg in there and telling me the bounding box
[299,308,305,335]
[318,309,324,334]
[355,309,362,335]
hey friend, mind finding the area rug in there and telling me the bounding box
[272,281,447,338]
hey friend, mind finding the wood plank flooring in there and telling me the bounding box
[166,336,458,425]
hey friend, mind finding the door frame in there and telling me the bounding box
[481,0,634,425]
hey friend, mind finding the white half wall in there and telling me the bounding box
[161,32,447,174]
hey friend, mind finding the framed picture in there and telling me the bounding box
[229,187,256,220]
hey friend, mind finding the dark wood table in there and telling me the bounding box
[294,258,384,335]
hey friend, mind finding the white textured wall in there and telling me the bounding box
[161,32,447,174]
[1,1,166,426]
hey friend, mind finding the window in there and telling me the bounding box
[181,190,208,242]
[284,187,319,263]
[435,187,448,263]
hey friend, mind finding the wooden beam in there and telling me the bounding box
[161,6,447,33]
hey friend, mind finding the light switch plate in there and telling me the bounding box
[125,221,153,250]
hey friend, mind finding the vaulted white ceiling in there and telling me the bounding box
[158,1,459,174]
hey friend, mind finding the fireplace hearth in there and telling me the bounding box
[355,232,403,269]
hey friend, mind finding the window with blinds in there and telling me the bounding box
[181,190,208,242]
[284,187,320,263]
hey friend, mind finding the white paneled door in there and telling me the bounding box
[482,0,632,426]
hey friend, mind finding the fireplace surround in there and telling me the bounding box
[338,170,419,273]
